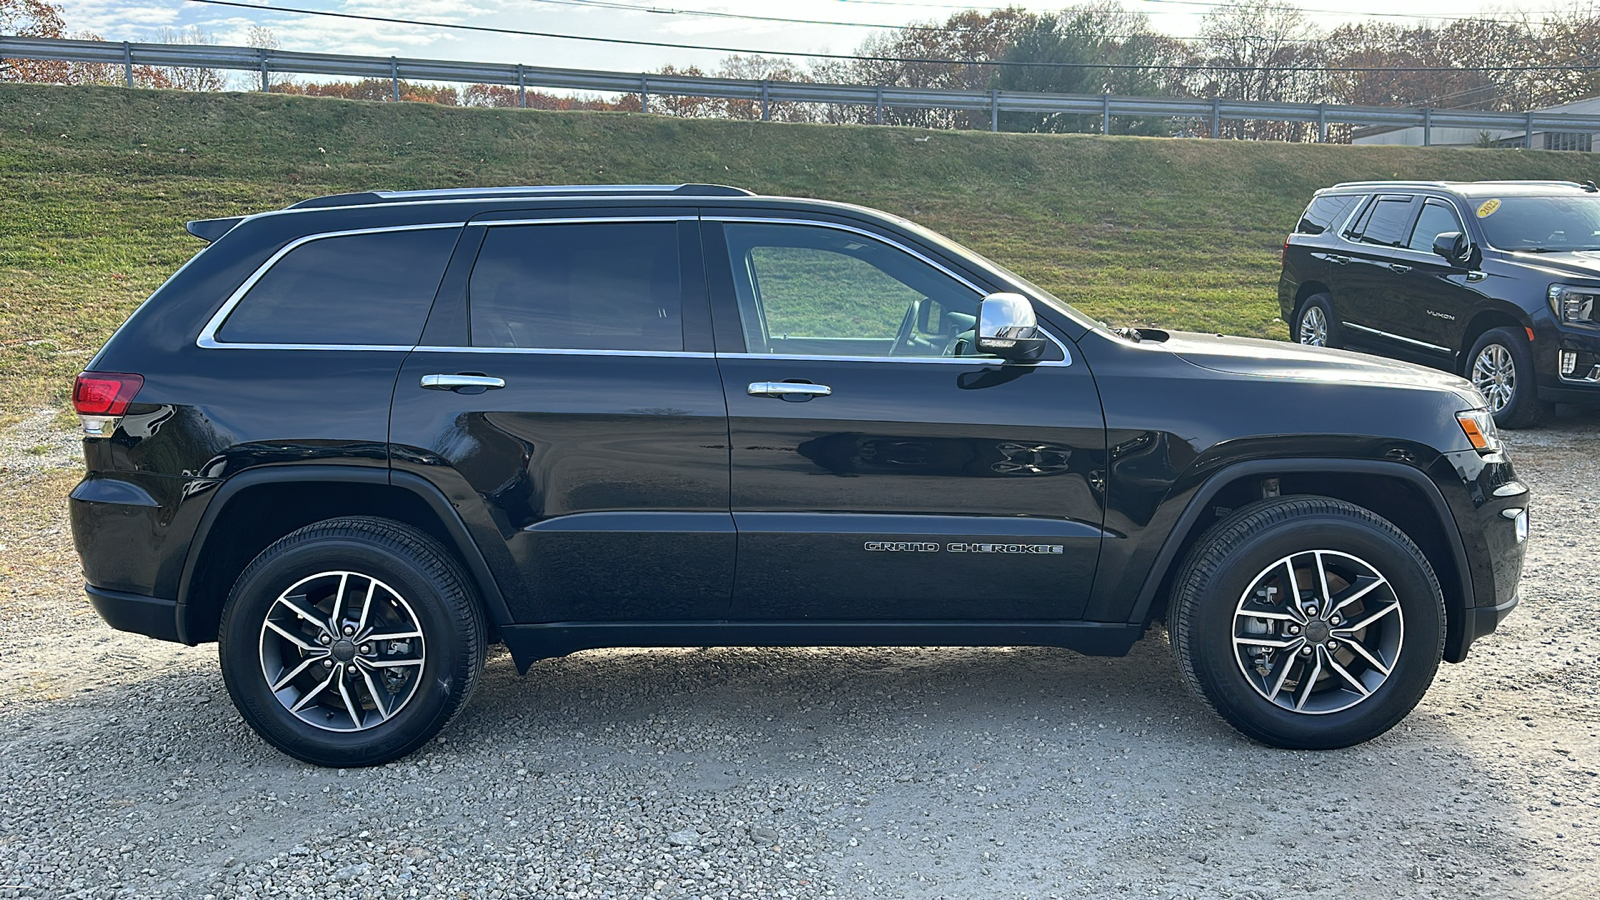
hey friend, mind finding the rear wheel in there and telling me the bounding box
[1168,497,1444,749]
[218,517,486,767]
[1468,326,1550,429]
[1293,294,1338,348]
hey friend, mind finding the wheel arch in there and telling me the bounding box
[1294,281,1331,310]
[1457,309,1530,376]
[176,466,513,645]
[1129,458,1476,664]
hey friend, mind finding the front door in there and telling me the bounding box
[705,218,1106,622]
[389,212,734,623]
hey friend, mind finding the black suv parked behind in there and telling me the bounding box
[73,184,1527,766]
[1280,179,1600,427]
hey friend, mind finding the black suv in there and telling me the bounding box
[1280,180,1600,427]
[72,184,1527,766]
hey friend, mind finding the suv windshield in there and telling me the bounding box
[1475,195,1600,252]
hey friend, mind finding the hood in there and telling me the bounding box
[1160,331,1484,405]
[1497,249,1600,281]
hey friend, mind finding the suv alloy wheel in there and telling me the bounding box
[1468,326,1551,428]
[1293,294,1337,348]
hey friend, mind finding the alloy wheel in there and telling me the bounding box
[258,571,427,732]
[1298,306,1328,347]
[1471,343,1515,413]
[1232,550,1404,715]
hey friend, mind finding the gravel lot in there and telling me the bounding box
[2,412,1597,900]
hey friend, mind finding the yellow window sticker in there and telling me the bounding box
[1477,198,1502,218]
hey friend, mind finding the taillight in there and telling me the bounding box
[1281,240,1289,267]
[73,372,143,437]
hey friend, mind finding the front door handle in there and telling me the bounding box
[421,374,505,392]
[748,381,832,399]
[1389,263,1413,273]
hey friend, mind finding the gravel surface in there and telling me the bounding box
[2,410,1597,899]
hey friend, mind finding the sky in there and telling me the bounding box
[53,0,1569,75]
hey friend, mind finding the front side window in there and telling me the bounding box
[1407,201,1465,253]
[722,222,989,359]
[217,228,458,345]
[469,222,683,351]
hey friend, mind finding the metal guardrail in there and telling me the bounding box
[6,34,1600,148]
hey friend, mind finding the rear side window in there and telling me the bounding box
[217,228,458,346]
[1295,194,1361,235]
[1347,196,1416,247]
[468,222,683,352]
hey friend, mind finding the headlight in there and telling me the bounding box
[1456,408,1501,453]
[1548,284,1598,326]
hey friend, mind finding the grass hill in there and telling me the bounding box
[5,82,1600,421]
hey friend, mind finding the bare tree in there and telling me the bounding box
[154,25,226,92]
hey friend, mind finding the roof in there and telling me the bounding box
[286,183,754,210]
[1324,180,1597,197]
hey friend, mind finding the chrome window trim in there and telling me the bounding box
[474,215,694,227]
[413,346,714,359]
[196,223,467,350]
[708,216,1071,367]
[1342,322,1452,354]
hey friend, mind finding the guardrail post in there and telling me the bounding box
[258,48,269,92]
[1211,97,1221,139]
[390,57,400,101]
[1422,107,1432,147]
[875,86,884,125]
[640,74,649,114]
[991,90,999,132]
[1525,111,1535,149]
[1317,102,1327,142]
[122,41,133,88]
[1101,92,1111,135]
[761,81,770,121]
[518,65,526,108]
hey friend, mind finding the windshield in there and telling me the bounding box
[1474,194,1600,252]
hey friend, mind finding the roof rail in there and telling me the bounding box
[1328,179,1584,191]
[288,183,754,210]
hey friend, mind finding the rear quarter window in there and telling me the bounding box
[216,227,460,346]
[1295,194,1361,235]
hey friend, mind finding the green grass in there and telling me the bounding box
[6,82,1600,424]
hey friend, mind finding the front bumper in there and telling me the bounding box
[1438,449,1528,662]
[1534,320,1600,404]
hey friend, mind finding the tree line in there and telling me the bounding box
[6,0,1600,142]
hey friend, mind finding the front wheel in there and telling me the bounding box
[218,517,486,767]
[1168,497,1444,750]
[1468,326,1550,429]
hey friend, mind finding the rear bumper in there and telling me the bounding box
[86,584,183,644]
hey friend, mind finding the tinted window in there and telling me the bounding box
[1296,194,1361,235]
[1350,197,1415,247]
[218,228,457,345]
[723,222,986,358]
[1475,195,1600,251]
[469,222,682,351]
[1408,201,1465,253]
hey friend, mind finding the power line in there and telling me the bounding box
[834,0,1545,25]
[181,0,1600,74]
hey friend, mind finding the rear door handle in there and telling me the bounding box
[421,374,505,392]
[1328,255,1350,266]
[1389,263,1412,273]
[748,382,832,399]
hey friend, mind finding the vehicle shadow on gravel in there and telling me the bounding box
[0,633,1551,899]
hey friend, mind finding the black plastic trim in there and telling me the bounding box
[175,465,514,643]
[86,585,182,643]
[1126,457,1474,627]
[500,620,1142,673]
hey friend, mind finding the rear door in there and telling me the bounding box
[389,209,735,624]
[1335,194,1419,351]
[706,215,1107,622]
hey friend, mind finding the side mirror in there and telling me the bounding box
[1432,231,1469,265]
[976,292,1047,362]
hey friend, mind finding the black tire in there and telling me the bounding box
[218,517,486,767]
[1167,497,1444,750]
[1467,326,1550,429]
[1292,293,1338,348]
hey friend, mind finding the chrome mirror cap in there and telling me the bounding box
[977,292,1047,362]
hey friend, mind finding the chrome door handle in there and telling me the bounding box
[747,381,832,398]
[1328,255,1350,266]
[1389,263,1412,273]
[421,374,505,391]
